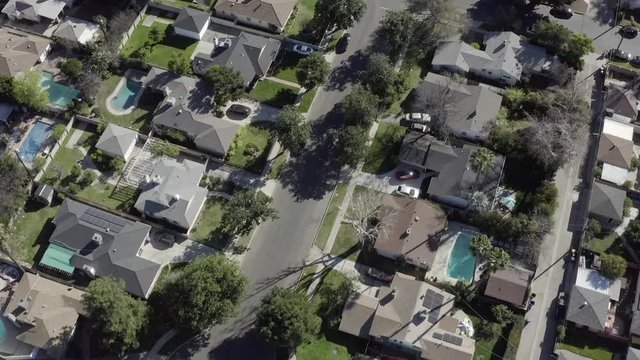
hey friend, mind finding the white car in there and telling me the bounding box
[395,185,420,199]
[410,123,428,133]
[293,45,314,56]
[405,113,431,124]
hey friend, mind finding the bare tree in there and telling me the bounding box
[406,0,466,52]
[410,74,458,141]
[343,188,398,248]
[77,72,102,100]
[517,212,551,266]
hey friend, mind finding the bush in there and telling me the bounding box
[470,42,481,49]
[556,324,566,342]
[70,164,83,179]
[67,183,81,194]
[244,143,259,157]
[594,165,602,179]
[32,156,46,172]
[110,157,126,175]
[601,253,627,279]
[91,149,104,164]
[491,304,514,327]
[80,170,97,187]
[586,218,601,237]
[475,320,500,341]
[162,129,187,144]
[151,140,180,158]
[625,197,633,217]
[59,58,83,79]
[624,180,634,189]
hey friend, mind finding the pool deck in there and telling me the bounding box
[11,117,55,165]
[105,69,147,116]
[426,222,481,284]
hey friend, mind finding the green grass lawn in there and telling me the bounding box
[557,326,617,360]
[250,80,299,108]
[226,122,274,173]
[284,0,317,37]
[315,183,348,251]
[585,231,619,254]
[299,87,318,113]
[7,201,60,263]
[154,0,210,11]
[296,264,318,294]
[272,54,302,84]
[329,186,377,260]
[77,182,139,213]
[611,60,640,72]
[296,337,350,360]
[362,123,406,174]
[325,30,345,53]
[122,22,198,69]
[42,129,88,184]
[190,197,228,249]
[96,75,161,131]
[268,151,288,180]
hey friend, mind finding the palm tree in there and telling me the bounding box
[469,191,489,212]
[471,148,496,183]
[469,234,492,258]
[485,248,510,274]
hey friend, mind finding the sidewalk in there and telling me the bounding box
[264,76,301,88]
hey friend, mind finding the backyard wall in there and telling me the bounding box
[119,4,149,50]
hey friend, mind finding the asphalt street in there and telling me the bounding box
[169,0,406,359]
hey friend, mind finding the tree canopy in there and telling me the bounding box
[362,53,407,107]
[469,234,492,258]
[168,54,191,76]
[533,20,594,70]
[406,0,463,52]
[204,65,245,108]
[0,154,29,225]
[377,10,416,59]
[296,52,330,90]
[471,148,495,175]
[222,189,278,236]
[314,0,366,31]
[336,125,368,168]
[83,278,149,355]
[274,105,311,154]
[341,84,379,128]
[257,287,321,349]
[166,255,247,332]
[59,58,83,79]
[601,253,627,279]
[12,71,49,111]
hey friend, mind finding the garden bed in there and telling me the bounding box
[226,122,274,173]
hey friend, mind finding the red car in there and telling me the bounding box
[395,169,420,180]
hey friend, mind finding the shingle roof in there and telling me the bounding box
[214,0,295,28]
[2,0,69,21]
[95,123,137,159]
[173,8,210,33]
[484,267,533,306]
[53,16,100,44]
[566,284,609,330]
[0,28,50,76]
[605,85,639,119]
[597,133,635,169]
[588,181,626,222]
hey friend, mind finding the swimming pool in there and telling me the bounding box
[110,78,143,111]
[447,232,477,282]
[40,72,80,107]
[18,121,52,163]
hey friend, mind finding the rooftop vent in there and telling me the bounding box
[82,264,96,278]
[91,233,103,246]
[215,37,232,48]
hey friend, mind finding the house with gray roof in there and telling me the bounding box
[398,132,504,209]
[588,181,626,229]
[95,123,138,161]
[144,67,240,157]
[432,32,567,86]
[408,72,503,141]
[173,8,211,40]
[53,16,100,45]
[135,158,208,233]
[631,270,640,342]
[605,84,639,121]
[214,0,296,33]
[47,199,162,298]
[2,0,72,24]
[193,31,281,87]
[566,266,621,334]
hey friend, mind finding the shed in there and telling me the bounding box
[34,183,54,205]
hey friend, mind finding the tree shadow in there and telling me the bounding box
[266,88,298,108]
[325,50,370,92]
[588,0,618,27]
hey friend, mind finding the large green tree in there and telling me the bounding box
[469,234,492,258]
[314,0,366,31]
[485,248,510,274]
[168,54,191,75]
[341,85,379,128]
[533,20,593,70]
[601,253,627,279]
[377,10,416,59]
[274,105,311,154]
[12,71,48,111]
[470,148,495,182]
[0,154,29,224]
[83,278,149,355]
[59,58,83,80]
[222,189,279,236]
[257,287,321,349]
[336,125,368,168]
[362,53,407,107]
[204,65,245,108]
[167,255,248,333]
[296,52,330,90]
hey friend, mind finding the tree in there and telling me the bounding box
[222,189,279,236]
[83,278,149,355]
[151,140,180,158]
[625,219,640,245]
[12,71,48,111]
[77,72,102,99]
[0,75,13,101]
[109,157,126,174]
[274,106,311,154]
[168,54,191,76]
[601,253,627,279]
[533,20,593,70]
[586,218,602,238]
[377,10,416,59]
[59,58,83,79]
[167,255,248,332]
[336,125,368,168]
[485,247,510,274]
[341,85,379,128]
[80,170,97,187]
[406,0,463,52]
[470,148,495,183]
[296,52,330,90]
[564,33,594,70]
[204,65,244,108]
[148,26,165,45]
[452,280,476,307]
[87,49,117,78]
[344,187,399,247]
[257,287,321,350]
[469,234,492,258]
[491,304,514,327]
[475,319,500,341]
[32,156,46,172]
[315,273,354,318]
[409,73,456,140]
[314,0,366,31]
[0,155,27,224]
[70,164,83,179]
[106,10,136,49]
[362,53,407,107]
[52,124,66,143]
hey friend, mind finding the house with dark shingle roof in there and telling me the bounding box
[588,181,626,229]
[484,266,533,307]
[95,123,138,161]
[0,28,51,77]
[597,133,635,170]
[214,0,296,33]
[46,199,163,298]
[53,16,100,45]
[173,8,211,40]
[193,31,280,87]
[605,84,639,121]
[2,0,72,24]
[566,267,621,334]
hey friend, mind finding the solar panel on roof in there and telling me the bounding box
[432,333,443,340]
[428,314,438,323]
[79,207,129,233]
[423,289,445,323]
[442,333,463,346]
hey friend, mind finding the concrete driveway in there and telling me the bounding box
[352,164,427,195]
[220,98,280,124]
[139,231,217,265]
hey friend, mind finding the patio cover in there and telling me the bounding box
[39,243,74,275]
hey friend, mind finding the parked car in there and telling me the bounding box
[556,291,566,319]
[551,5,573,18]
[404,113,431,124]
[632,56,640,67]
[158,233,175,246]
[395,185,420,199]
[621,25,639,38]
[228,104,251,116]
[366,267,393,283]
[611,48,633,61]
[336,33,351,54]
[395,169,420,180]
[410,123,429,133]
[293,44,314,56]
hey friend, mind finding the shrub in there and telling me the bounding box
[110,157,126,175]
[59,58,83,79]
[586,218,601,237]
[97,121,107,134]
[470,42,481,49]
[556,324,566,342]
[625,197,633,217]
[624,180,634,189]
[162,129,187,144]
[491,304,514,327]
[601,253,627,279]
[80,170,97,187]
[67,183,81,194]
[475,320,500,341]
[70,164,83,179]
[91,149,104,163]
[151,140,180,158]
[594,165,602,179]
[32,156,46,172]
[244,143,260,157]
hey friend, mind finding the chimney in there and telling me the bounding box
[174,194,181,201]
[414,216,420,222]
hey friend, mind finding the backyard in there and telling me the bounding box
[42,128,90,184]
[557,325,618,360]
[284,0,317,38]
[190,197,228,249]
[226,122,274,173]
[122,21,198,69]
[362,123,406,174]
[7,201,60,263]
[249,80,299,108]
[96,75,163,131]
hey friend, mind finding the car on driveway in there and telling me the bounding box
[405,113,431,124]
[551,5,573,18]
[556,291,566,319]
[410,123,429,133]
[366,267,393,283]
[621,25,639,38]
[395,185,420,199]
[293,44,314,56]
[228,104,251,116]
[611,49,633,61]
[395,169,420,180]
[336,33,351,54]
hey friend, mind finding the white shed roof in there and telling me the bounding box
[601,163,629,186]
[603,118,634,141]
[575,267,621,302]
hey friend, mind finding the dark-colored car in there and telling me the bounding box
[556,291,566,319]
[632,56,640,67]
[612,48,633,62]
[228,104,251,116]
[366,267,393,283]
[395,169,420,180]
[551,5,573,19]
[336,33,351,54]
[621,25,639,38]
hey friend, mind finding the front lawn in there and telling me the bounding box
[315,183,348,251]
[557,325,617,360]
[96,75,162,131]
[268,151,288,180]
[362,123,406,174]
[299,87,318,113]
[284,0,317,37]
[297,337,350,360]
[250,80,299,108]
[585,231,618,254]
[190,197,228,249]
[272,54,302,84]
[226,122,274,173]
[7,201,60,263]
[329,185,377,260]
[122,22,198,69]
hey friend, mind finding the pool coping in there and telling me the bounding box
[426,222,481,284]
[15,119,55,165]
[105,69,146,116]
[445,228,479,283]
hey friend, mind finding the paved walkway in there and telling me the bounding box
[140,237,217,265]
[264,76,301,88]
[142,15,173,27]
[65,122,88,149]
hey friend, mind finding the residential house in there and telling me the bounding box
[3,272,86,358]
[52,16,100,45]
[339,273,476,360]
[42,199,163,298]
[95,123,138,161]
[134,157,208,233]
[173,8,211,40]
[629,273,640,343]
[373,194,447,268]
[484,266,533,307]
[604,84,639,122]
[431,31,567,86]
[408,72,503,141]
[398,131,505,208]
[214,0,296,33]
[0,103,15,125]
[2,0,73,24]
[598,118,636,186]
[193,31,281,87]
[566,266,622,334]
[144,67,240,157]
[588,181,626,229]
[0,28,51,77]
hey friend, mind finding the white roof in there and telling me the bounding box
[0,103,13,123]
[601,163,629,186]
[603,118,634,141]
[53,16,100,44]
[575,267,621,302]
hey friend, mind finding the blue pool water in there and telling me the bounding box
[18,121,52,163]
[40,72,80,107]
[110,78,143,111]
[447,232,477,282]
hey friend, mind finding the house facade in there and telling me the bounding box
[0,28,51,77]
[95,123,138,161]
